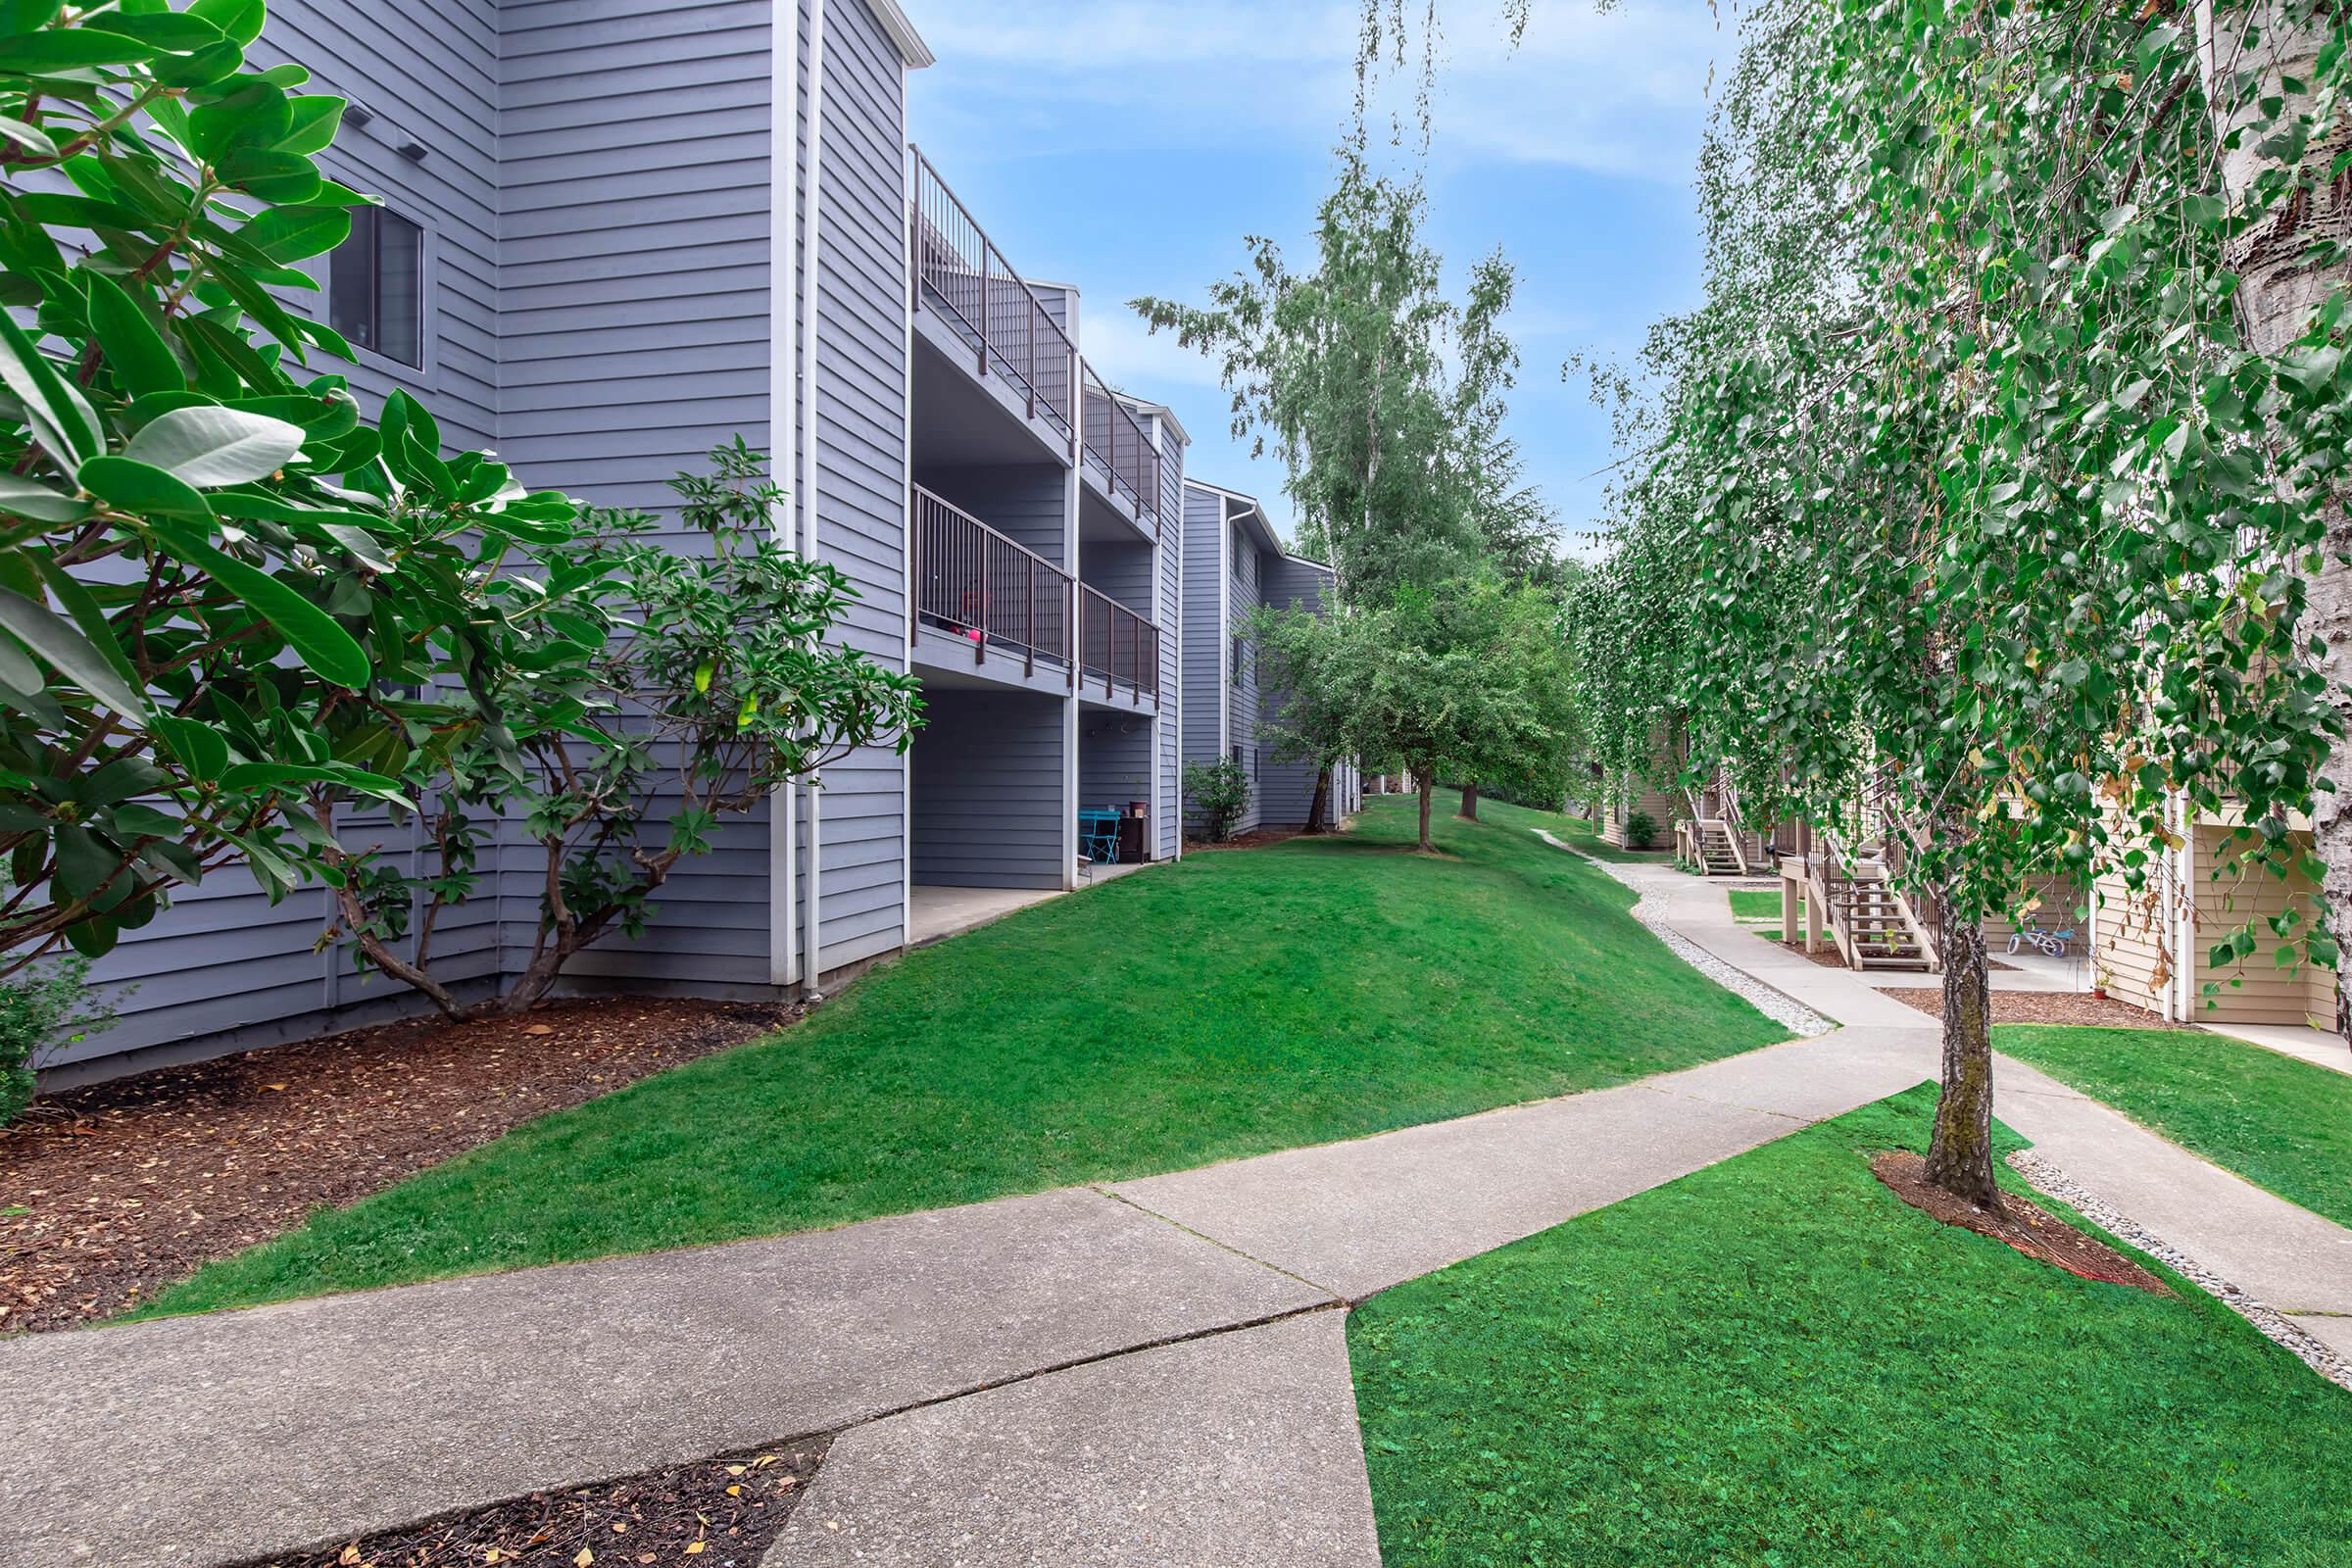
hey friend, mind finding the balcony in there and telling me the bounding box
[911,485,1161,707]
[1080,361,1159,526]
[1080,584,1160,704]
[911,148,1077,455]
[912,484,1071,681]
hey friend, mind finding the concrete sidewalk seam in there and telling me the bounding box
[1632,1080,1820,1128]
[216,1300,1361,1568]
[1091,1186,1349,1303]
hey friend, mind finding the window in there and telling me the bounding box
[1231,634,1248,689]
[329,205,423,368]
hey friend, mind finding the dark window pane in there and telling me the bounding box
[328,205,424,368]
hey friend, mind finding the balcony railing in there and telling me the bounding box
[1080,584,1159,701]
[910,147,1077,448]
[1081,361,1159,520]
[912,484,1071,674]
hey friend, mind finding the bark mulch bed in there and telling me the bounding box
[1877,988,2182,1030]
[0,997,794,1335]
[264,1439,829,1568]
[1871,1150,2173,1296]
[1184,827,1307,853]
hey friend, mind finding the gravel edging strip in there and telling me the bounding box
[2008,1151,2352,1392]
[1534,830,1837,1039]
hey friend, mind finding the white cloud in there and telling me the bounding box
[904,0,1723,183]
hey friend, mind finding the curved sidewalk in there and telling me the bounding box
[4,840,2344,1567]
[0,1026,1940,1568]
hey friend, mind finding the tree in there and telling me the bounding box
[1598,0,2339,1204]
[319,441,923,1017]
[2188,2,2352,1039]
[1133,149,1510,607]
[1341,573,1560,853]
[0,2,596,971]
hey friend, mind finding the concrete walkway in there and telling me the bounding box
[0,1026,1941,1568]
[4,838,2346,1567]
[1554,833,2352,1350]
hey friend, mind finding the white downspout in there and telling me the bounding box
[769,0,802,989]
[800,0,830,1000]
[898,59,914,951]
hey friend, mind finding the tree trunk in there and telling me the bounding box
[1457,782,1480,821]
[1305,764,1333,834]
[1923,887,2003,1210]
[1416,771,1435,852]
[2195,2,2352,1046]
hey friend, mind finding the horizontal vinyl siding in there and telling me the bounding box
[1079,535,1153,615]
[918,463,1069,567]
[1228,538,1265,833]
[1179,483,1225,807]
[808,0,914,975]
[1079,717,1153,823]
[2193,826,2330,1026]
[912,691,1066,889]
[2093,862,2172,1016]
[1153,418,1187,859]
[492,0,778,992]
[63,0,507,1071]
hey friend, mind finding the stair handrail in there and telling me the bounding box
[1805,832,1861,968]
[1858,765,1941,967]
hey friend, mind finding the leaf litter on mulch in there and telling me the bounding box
[1871,1150,2174,1296]
[0,997,795,1333]
[260,1438,828,1568]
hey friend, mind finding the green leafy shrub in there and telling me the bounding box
[322,441,924,1016]
[1185,759,1252,843]
[1625,810,1658,849]
[0,1,594,971]
[0,956,108,1124]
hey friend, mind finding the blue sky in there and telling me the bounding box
[900,0,1729,553]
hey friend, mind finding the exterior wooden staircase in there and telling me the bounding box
[1838,875,1934,970]
[1681,774,1755,877]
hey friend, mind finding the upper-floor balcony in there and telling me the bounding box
[910,148,1078,466]
[912,484,1159,708]
[1080,361,1159,535]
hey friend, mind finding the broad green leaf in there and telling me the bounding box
[63,912,121,958]
[152,36,241,87]
[122,405,304,486]
[215,147,320,205]
[0,312,102,468]
[0,473,91,523]
[0,29,156,71]
[0,116,53,156]
[83,273,185,398]
[279,95,344,156]
[186,0,266,46]
[81,11,225,51]
[153,713,229,782]
[0,3,63,35]
[239,204,350,263]
[0,586,147,720]
[77,454,214,519]
[26,548,136,688]
[150,524,368,689]
[220,760,406,801]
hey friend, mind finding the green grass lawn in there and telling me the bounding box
[139,795,1788,1318]
[1350,1085,2352,1567]
[1728,888,1780,920]
[1542,808,1673,863]
[1995,1024,2352,1229]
